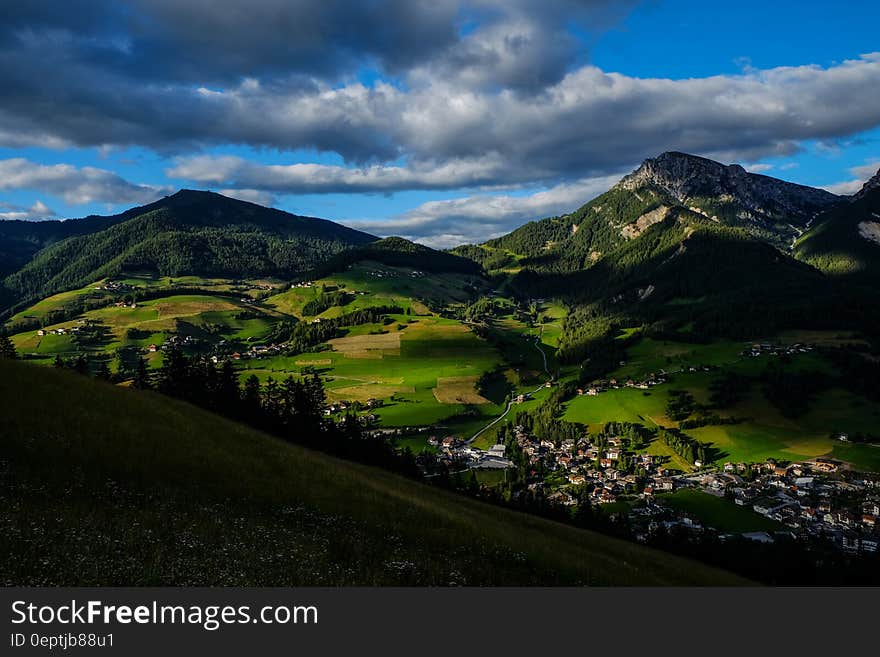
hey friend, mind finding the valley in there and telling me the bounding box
[2,152,880,584]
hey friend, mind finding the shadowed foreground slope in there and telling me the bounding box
[0,360,748,586]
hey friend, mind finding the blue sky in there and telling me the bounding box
[1,0,879,246]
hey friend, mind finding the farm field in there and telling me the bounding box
[241,314,507,429]
[6,281,114,328]
[11,293,280,366]
[6,258,876,475]
[564,333,880,469]
[658,490,781,533]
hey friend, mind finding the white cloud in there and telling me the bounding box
[142,54,880,197]
[821,159,880,196]
[0,199,56,221]
[0,159,171,205]
[169,154,519,194]
[344,173,624,248]
[745,163,774,173]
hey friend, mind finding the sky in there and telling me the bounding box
[1,0,880,247]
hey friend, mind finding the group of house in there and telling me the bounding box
[507,425,677,508]
[325,398,384,416]
[94,280,135,292]
[664,458,880,553]
[742,342,814,358]
[424,436,512,470]
[577,372,669,396]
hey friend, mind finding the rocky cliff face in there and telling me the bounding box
[854,168,880,201]
[618,151,840,228]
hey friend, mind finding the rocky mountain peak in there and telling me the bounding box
[854,168,880,200]
[616,151,840,226]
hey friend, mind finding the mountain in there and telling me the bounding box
[315,236,482,278]
[0,213,127,279]
[0,358,745,585]
[1,190,377,309]
[618,152,840,242]
[453,152,878,349]
[794,169,880,281]
[854,168,880,201]
[474,152,842,273]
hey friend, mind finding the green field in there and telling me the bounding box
[243,315,506,429]
[0,358,747,586]
[7,264,877,474]
[564,334,880,468]
[11,293,279,365]
[659,490,780,533]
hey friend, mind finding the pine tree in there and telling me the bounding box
[53,355,65,368]
[95,361,111,381]
[0,331,17,359]
[133,357,151,389]
[72,355,89,375]
[242,375,262,421]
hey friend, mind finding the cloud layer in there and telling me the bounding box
[0,159,170,206]
[347,174,624,248]
[822,161,880,195]
[2,2,880,245]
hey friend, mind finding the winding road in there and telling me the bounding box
[467,330,552,444]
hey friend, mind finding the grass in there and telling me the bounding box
[831,443,880,473]
[658,490,780,534]
[242,315,505,429]
[433,376,490,405]
[11,293,281,363]
[0,359,747,586]
[563,333,880,469]
[564,387,670,430]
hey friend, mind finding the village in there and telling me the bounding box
[418,421,880,555]
[627,457,880,554]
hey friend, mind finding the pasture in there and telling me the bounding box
[658,490,780,533]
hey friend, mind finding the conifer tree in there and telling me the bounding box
[0,331,17,359]
[133,357,151,389]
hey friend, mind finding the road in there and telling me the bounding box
[467,331,552,444]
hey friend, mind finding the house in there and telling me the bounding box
[742,532,775,544]
[811,458,839,473]
[753,498,792,517]
[148,344,158,353]
[37,329,46,336]
[734,488,759,506]
[653,477,674,492]
[488,444,506,458]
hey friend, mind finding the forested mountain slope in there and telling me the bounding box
[1,190,377,309]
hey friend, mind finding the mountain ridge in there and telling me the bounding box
[0,190,378,311]
[618,152,840,230]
